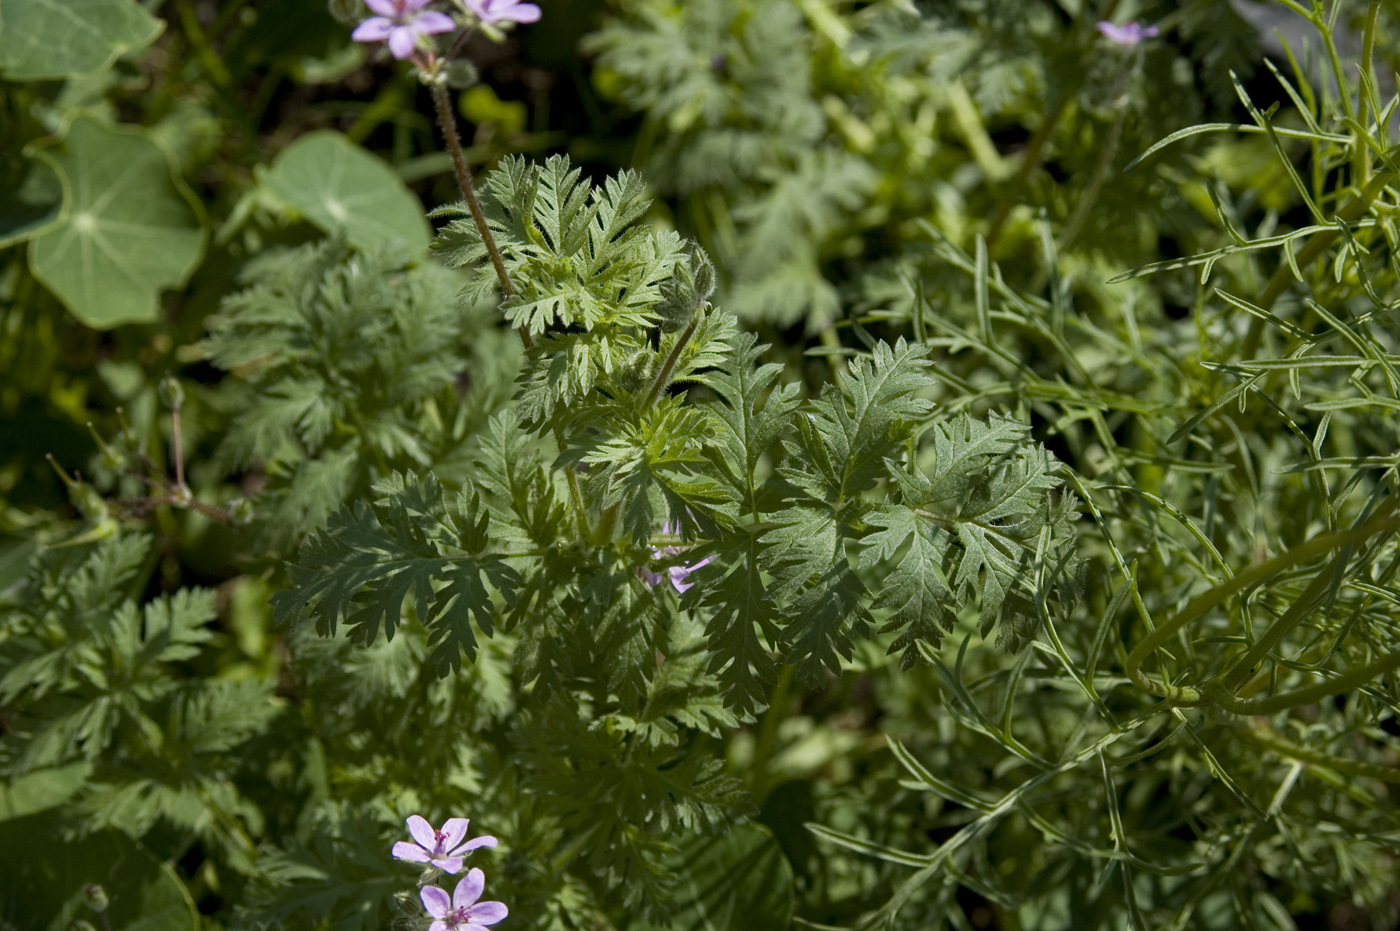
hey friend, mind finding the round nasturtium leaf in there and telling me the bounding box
[260,130,432,255]
[0,0,163,81]
[28,118,206,329]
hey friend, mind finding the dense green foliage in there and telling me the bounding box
[4,1,1400,930]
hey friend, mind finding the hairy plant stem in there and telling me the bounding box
[427,70,591,541]
[559,427,589,539]
[428,79,533,348]
[644,315,700,409]
[749,664,796,804]
[171,409,186,492]
[984,94,1069,252]
[550,823,600,874]
[1055,64,1133,254]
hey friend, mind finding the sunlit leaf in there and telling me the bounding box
[28,119,206,328]
[260,130,431,255]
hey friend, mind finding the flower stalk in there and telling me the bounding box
[428,78,527,353]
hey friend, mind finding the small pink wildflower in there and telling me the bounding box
[421,869,509,930]
[668,556,715,594]
[353,0,456,60]
[639,523,715,594]
[1095,21,1159,47]
[465,0,542,24]
[392,815,497,873]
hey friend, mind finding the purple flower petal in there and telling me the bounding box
[1096,20,1157,46]
[421,885,452,919]
[639,566,665,587]
[413,10,457,34]
[669,555,715,593]
[429,922,450,931]
[454,869,486,909]
[468,901,509,924]
[440,818,470,851]
[469,0,541,24]
[668,566,696,593]
[431,855,465,873]
[407,815,437,849]
[364,0,400,15]
[387,25,418,58]
[392,841,432,863]
[457,835,497,853]
[351,16,395,41]
[500,2,541,24]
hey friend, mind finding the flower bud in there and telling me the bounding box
[655,242,716,333]
[229,499,255,525]
[443,60,480,90]
[83,884,109,913]
[158,375,185,412]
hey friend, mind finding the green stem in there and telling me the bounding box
[1124,501,1400,703]
[549,823,599,874]
[175,0,232,89]
[1217,509,1388,693]
[559,428,589,539]
[644,316,700,409]
[170,409,186,492]
[985,95,1066,252]
[1359,0,1381,189]
[1202,645,1400,715]
[1314,6,1357,123]
[1245,718,1400,783]
[593,501,618,545]
[594,316,704,543]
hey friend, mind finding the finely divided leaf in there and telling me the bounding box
[782,338,935,506]
[271,473,518,675]
[699,532,781,715]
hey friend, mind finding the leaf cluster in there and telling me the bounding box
[0,535,278,871]
[207,239,499,546]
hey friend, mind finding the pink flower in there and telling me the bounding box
[667,556,715,594]
[392,815,497,873]
[1095,21,1159,47]
[353,0,456,60]
[421,869,509,930]
[465,0,541,25]
[638,523,714,593]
